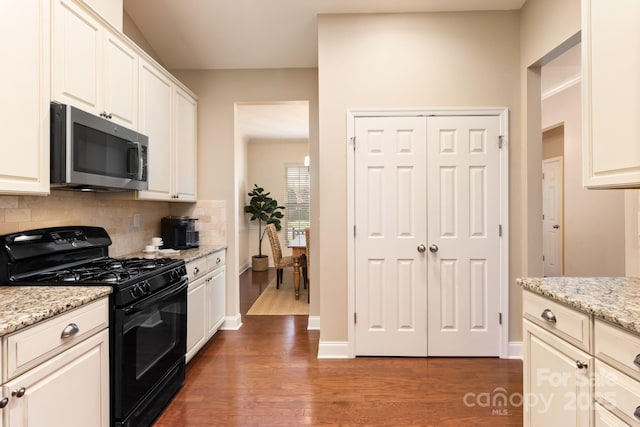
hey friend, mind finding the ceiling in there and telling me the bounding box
[123,0,526,70]
[123,0,526,140]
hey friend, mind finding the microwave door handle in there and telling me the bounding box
[136,142,143,181]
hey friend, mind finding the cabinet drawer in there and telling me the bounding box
[208,250,225,272]
[523,290,592,352]
[186,256,208,281]
[4,298,108,380]
[596,319,640,382]
[595,360,640,425]
[595,403,630,427]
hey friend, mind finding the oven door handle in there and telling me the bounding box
[123,279,188,314]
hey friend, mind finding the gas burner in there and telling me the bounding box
[56,271,80,282]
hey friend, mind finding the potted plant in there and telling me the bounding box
[244,184,285,271]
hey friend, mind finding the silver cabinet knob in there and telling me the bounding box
[60,323,80,339]
[417,244,426,253]
[429,244,439,253]
[541,309,557,323]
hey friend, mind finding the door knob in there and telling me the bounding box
[417,244,426,253]
[429,244,439,253]
[553,225,559,229]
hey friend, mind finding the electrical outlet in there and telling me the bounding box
[133,214,141,229]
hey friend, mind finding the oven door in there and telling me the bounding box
[112,279,187,421]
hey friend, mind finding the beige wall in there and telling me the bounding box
[170,68,319,319]
[542,126,563,160]
[542,84,626,276]
[518,0,581,341]
[318,11,521,343]
[244,140,308,264]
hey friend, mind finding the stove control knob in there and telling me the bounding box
[141,281,151,293]
[131,285,144,298]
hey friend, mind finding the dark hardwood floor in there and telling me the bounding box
[154,268,523,426]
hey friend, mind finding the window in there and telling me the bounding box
[284,164,310,243]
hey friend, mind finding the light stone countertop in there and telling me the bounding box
[122,244,226,264]
[0,286,112,336]
[517,277,640,335]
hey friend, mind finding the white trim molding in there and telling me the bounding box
[307,316,320,330]
[221,313,243,330]
[318,341,350,359]
[508,341,523,359]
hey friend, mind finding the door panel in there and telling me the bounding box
[427,116,501,356]
[543,157,563,276]
[354,116,428,356]
[354,114,502,357]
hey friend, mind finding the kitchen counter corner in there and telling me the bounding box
[517,276,640,335]
[0,286,112,336]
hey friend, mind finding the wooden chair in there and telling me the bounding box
[265,223,294,289]
[304,227,310,304]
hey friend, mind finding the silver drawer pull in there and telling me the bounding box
[0,397,8,408]
[575,360,588,369]
[634,406,640,419]
[194,266,200,275]
[541,309,557,323]
[216,257,221,264]
[634,354,640,368]
[60,323,80,339]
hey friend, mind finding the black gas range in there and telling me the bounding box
[0,226,188,427]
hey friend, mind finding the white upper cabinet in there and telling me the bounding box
[52,0,138,129]
[174,87,198,202]
[102,31,138,129]
[582,0,640,188]
[138,59,173,200]
[0,0,50,195]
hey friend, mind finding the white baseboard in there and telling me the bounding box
[221,314,242,330]
[307,316,320,330]
[239,262,250,274]
[508,341,522,359]
[317,341,350,359]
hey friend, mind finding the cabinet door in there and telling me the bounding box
[103,30,138,128]
[523,320,593,427]
[52,0,102,115]
[582,0,640,188]
[0,0,50,195]
[207,267,226,338]
[186,275,208,363]
[174,87,198,201]
[4,329,109,427]
[138,59,173,200]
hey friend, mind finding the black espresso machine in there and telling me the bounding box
[161,216,199,249]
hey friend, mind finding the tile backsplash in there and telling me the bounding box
[0,192,226,256]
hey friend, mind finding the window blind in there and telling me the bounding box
[284,164,310,243]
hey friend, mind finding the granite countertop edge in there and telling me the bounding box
[0,286,112,336]
[518,277,640,335]
[122,244,227,264]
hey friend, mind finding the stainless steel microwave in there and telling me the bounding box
[50,103,149,191]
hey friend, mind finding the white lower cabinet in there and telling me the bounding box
[1,298,109,427]
[523,319,593,426]
[186,250,226,363]
[524,289,640,426]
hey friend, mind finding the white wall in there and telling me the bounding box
[317,11,521,343]
[245,140,308,263]
[542,83,626,276]
[171,68,319,319]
